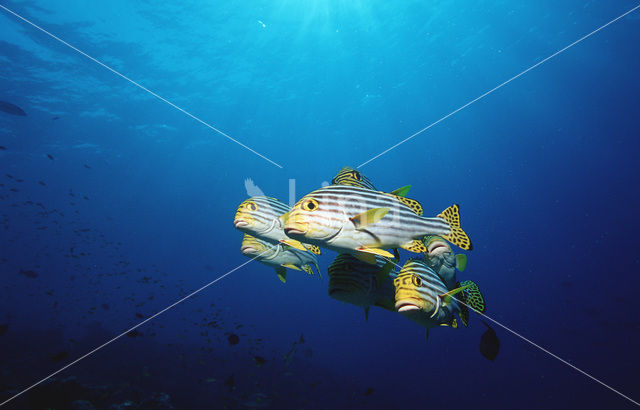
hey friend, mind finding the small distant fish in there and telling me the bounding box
[38,181,46,186]
[83,164,91,169]
[253,356,267,366]
[52,116,59,120]
[126,329,142,338]
[365,387,375,396]
[225,374,235,392]
[19,269,38,278]
[135,313,144,319]
[46,154,54,160]
[0,101,26,116]
[227,334,240,346]
[479,320,500,361]
[50,351,69,362]
[0,324,7,336]
[101,303,110,310]
[5,174,13,179]
[257,20,266,28]
[0,146,6,151]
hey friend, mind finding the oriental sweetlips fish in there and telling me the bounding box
[327,253,396,320]
[394,258,485,339]
[234,196,321,255]
[240,234,320,283]
[423,235,468,290]
[331,166,412,197]
[283,185,472,263]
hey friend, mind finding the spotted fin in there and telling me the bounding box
[389,185,411,197]
[350,207,389,229]
[438,204,473,251]
[282,263,302,271]
[275,266,287,283]
[303,244,322,255]
[356,246,395,259]
[301,265,314,275]
[459,303,470,327]
[280,239,307,252]
[400,239,427,253]
[460,280,486,314]
[456,254,467,272]
[390,195,423,215]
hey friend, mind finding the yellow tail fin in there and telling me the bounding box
[438,204,473,251]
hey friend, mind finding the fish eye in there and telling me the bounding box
[247,202,258,211]
[412,275,422,287]
[350,171,361,181]
[301,198,319,212]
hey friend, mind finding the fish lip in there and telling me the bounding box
[234,219,250,229]
[241,245,258,254]
[427,241,448,255]
[284,226,307,237]
[395,299,421,312]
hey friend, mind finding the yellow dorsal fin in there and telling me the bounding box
[303,244,321,255]
[354,251,377,265]
[400,239,427,253]
[282,263,302,271]
[356,246,394,259]
[350,207,389,229]
[437,204,473,250]
[280,239,307,252]
[389,195,422,215]
[389,185,411,197]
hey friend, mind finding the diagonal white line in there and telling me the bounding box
[378,253,640,407]
[0,4,283,169]
[0,247,275,408]
[357,3,640,169]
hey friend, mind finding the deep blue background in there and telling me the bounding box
[1,1,639,408]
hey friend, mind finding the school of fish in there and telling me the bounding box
[234,166,498,351]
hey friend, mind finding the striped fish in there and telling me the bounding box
[331,166,377,190]
[394,259,485,337]
[284,185,472,263]
[331,166,412,197]
[240,234,320,283]
[423,235,468,290]
[327,253,396,320]
[234,196,321,255]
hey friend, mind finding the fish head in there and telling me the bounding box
[240,234,271,257]
[284,190,343,243]
[331,166,376,190]
[393,260,437,315]
[423,235,455,266]
[234,196,286,236]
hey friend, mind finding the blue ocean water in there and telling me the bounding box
[1,0,639,408]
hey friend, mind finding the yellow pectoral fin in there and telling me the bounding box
[439,284,471,305]
[455,254,468,272]
[389,185,412,197]
[354,251,377,265]
[356,246,395,259]
[282,263,302,271]
[280,239,307,252]
[350,207,389,229]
